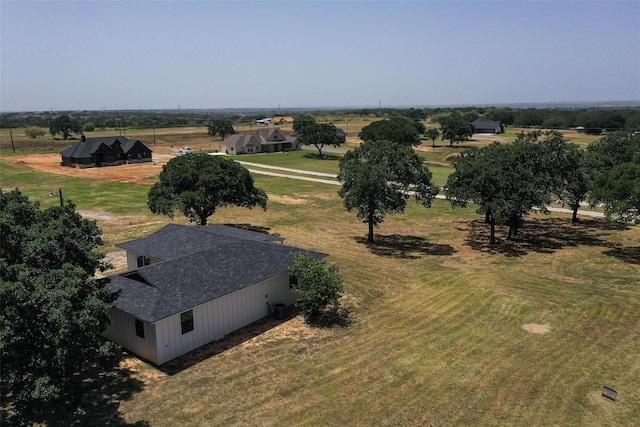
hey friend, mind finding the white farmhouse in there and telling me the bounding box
[102,224,325,365]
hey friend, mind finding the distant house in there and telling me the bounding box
[102,223,326,365]
[219,128,299,155]
[271,116,294,125]
[60,136,152,168]
[472,118,505,134]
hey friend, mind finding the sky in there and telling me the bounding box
[1,1,639,112]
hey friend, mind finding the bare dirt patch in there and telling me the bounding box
[269,195,307,205]
[522,323,551,334]
[8,154,173,185]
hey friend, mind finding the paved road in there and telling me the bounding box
[243,163,605,218]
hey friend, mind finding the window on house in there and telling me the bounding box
[135,318,145,338]
[289,275,298,288]
[181,310,194,334]
[137,255,151,268]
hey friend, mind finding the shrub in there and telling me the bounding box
[84,122,95,132]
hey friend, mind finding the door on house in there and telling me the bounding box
[94,153,104,167]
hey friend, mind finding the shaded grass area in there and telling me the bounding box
[2,155,639,426]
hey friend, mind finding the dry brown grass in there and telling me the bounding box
[3,147,639,426]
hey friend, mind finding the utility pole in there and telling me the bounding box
[346,119,349,137]
[9,127,16,153]
[152,122,156,145]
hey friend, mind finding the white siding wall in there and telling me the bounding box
[101,308,158,364]
[154,272,296,365]
[125,250,160,272]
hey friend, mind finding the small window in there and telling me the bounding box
[135,318,145,339]
[137,255,151,268]
[289,275,298,288]
[181,310,194,334]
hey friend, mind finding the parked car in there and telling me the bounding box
[178,147,193,156]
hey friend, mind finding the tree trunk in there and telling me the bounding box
[198,213,208,225]
[485,210,491,224]
[572,205,579,223]
[432,139,435,148]
[316,145,323,159]
[490,217,496,244]
[367,213,375,243]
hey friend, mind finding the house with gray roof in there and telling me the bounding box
[471,118,505,134]
[60,136,152,168]
[219,128,298,155]
[101,223,325,365]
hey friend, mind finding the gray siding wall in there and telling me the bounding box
[154,272,296,365]
[101,307,158,364]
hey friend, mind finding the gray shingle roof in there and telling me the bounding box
[60,136,151,159]
[109,224,324,323]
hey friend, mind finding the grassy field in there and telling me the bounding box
[1,147,639,426]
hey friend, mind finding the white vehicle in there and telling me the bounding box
[178,147,193,156]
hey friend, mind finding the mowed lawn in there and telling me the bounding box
[2,156,639,426]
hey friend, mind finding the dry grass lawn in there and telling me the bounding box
[1,132,637,426]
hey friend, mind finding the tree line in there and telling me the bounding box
[3,106,639,132]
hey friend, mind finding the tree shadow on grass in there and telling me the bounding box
[158,315,286,376]
[223,223,276,236]
[355,234,456,259]
[303,152,342,161]
[305,306,352,328]
[2,361,149,427]
[603,246,640,265]
[463,217,631,258]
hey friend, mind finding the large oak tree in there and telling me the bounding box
[586,131,640,222]
[148,154,267,225]
[0,190,119,424]
[338,140,439,242]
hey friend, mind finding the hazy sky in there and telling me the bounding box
[1,1,639,112]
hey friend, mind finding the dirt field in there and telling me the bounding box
[8,154,174,185]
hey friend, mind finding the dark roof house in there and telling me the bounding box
[61,136,152,168]
[101,224,325,365]
[472,118,505,134]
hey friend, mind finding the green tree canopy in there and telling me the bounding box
[358,118,422,146]
[0,189,119,423]
[586,132,640,221]
[49,115,83,140]
[446,132,563,243]
[292,114,317,136]
[288,253,344,324]
[148,154,268,225]
[338,140,439,242]
[207,119,236,140]
[439,116,474,147]
[297,122,345,159]
[425,128,440,147]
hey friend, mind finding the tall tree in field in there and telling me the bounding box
[425,128,440,147]
[537,131,590,223]
[586,131,640,222]
[207,119,236,140]
[358,118,422,147]
[292,114,317,136]
[446,132,559,243]
[338,140,439,242]
[148,154,267,225]
[297,122,345,159]
[439,116,474,147]
[0,189,119,424]
[49,115,83,140]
